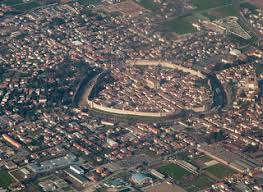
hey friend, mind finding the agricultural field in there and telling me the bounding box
[205,164,237,179]
[158,163,192,181]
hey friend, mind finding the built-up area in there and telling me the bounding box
[0,0,262,192]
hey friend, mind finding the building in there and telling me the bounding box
[28,154,77,173]
[145,77,160,89]
[64,169,90,187]
[150,169,165,179]
[2,134,21,149]
[131,173,152,185]
[70,165,84,175]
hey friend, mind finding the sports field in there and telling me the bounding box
[158,163,192,181]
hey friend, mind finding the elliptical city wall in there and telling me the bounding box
[86,60,209,117]
[126,59,206,79]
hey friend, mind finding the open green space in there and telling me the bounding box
[158,163,192,181]
[13,1,40,12]
[192,0,232,10]
[136,0,160,11]
[240,2,258,11]
[0,171,13,189]
[255,64,263,75]
[205,164,236,179]
[202,4,238,20]
[2,0,23,6]
[186,175,215,192]
[194,155,212,162]
[229,33,257,47]
[138,149,161,159]
[77,0,101,5]
[162,15,197,34]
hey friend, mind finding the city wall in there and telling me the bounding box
[86,60,209,118]
[88,101,175,117]
[126,59,206,79]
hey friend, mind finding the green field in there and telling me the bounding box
[158,163,192,181]
[186,175,215,192]
[13,1,40,12]
[202,4,238,20]
[2,0,23,6]
[194,155,212,162]
[192,0,232,10]
[256,64,263,75]
[205,164,237,179]
[77,0,101,5]
[137,0,160,11]
[240,2,258,12]
[162,16,197,34]
[0,171,13,189]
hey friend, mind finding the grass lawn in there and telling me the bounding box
[162,16,197,34]
[136,0,160,11]
[192,0,232,10]
[205,164,236,179]
[0,171,13,189]
[158,163,192,181]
